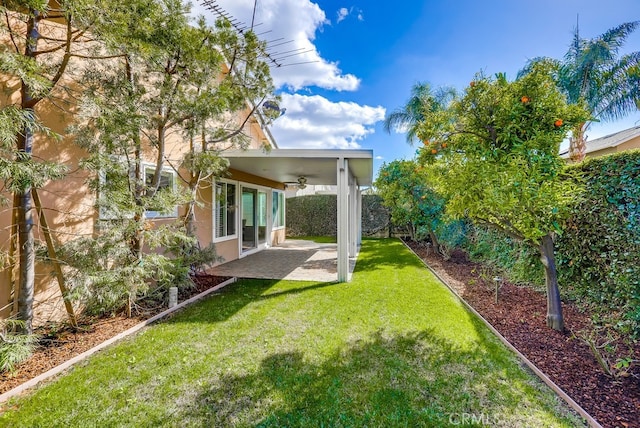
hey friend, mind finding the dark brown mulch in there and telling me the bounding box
[405,240,640,428]
[0,275,231,396]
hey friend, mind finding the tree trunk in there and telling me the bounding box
[184,186,198,238]
[568,122,587,162]
[184,132,200,238]
[9,194,20,316]
[539,233,564,331]
[16,161,35,335]
[32,189,77,328]
[15,11,41,335]
[428,229,443,257]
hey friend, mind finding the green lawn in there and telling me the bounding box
[0,239,584,427]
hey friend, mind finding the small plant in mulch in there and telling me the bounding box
[577,326,639,379]
[0,320,39,373]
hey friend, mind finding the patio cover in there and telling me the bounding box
[224,149,374,282]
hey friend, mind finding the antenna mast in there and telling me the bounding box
[200,0,318,69]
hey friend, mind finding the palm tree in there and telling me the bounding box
[383,82,457,144]
[521,21,640,161]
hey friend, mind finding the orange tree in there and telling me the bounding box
[374,159,446,253]
[417,64,589,331]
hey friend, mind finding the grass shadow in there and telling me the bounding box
[172,328,581,427]
[163,279,338,325]
[162,280,276,324]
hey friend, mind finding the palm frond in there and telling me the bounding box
[383,82,457,145]
[556,21,640,122]
[598,21,640,54]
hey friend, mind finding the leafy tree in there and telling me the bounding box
[417,65,589,331]
[0,0,113,333]
[2,0,275,323]
[375,159,447,254]
[61,0,275,316]
[383,82,457,144]
[520,21,640,161]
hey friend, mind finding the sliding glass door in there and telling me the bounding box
[241,186,268,254]
[241,188,256,252]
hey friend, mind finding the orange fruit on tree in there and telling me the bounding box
[520,96,530,103]
[554,119,563,127]
[431,148,438,154]
[442,142,447,148]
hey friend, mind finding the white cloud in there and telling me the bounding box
[270,94,385,149]
[375,155,384,160]
[195,0,360,91]
[337,7,349,23]
[191,1,378,149]
[335,7,364,24]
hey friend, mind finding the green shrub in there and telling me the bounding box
[56,221,217,317]
[286,194,390,237]
[464,225,544,287]
[361,195,391,236]
[286,195,337,237]
[434,219,468,254]
[0,320,38,373]
[557,150,640,336]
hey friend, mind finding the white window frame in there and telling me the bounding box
[98,160,178,220]
[143,164,178,219]
[98,159,135,221]
[272,190,285,230]
[213,179,238,242]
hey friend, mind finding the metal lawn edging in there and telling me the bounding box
[0,277,237,405]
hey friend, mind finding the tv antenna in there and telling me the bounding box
[199,0,318,68]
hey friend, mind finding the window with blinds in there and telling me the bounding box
[215,181,236,239]
[272,191,285,229]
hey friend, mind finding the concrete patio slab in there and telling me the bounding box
[210,239,356,282]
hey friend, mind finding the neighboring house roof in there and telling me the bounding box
[560,125,640,158]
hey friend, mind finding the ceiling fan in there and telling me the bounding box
[285,176,308,190]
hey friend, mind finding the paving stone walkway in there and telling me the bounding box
[209,240,355,282]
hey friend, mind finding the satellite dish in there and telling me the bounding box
[262,100,285,119]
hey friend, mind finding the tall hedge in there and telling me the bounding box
[557,150,640,334]
[286,194,390,237]
[286,195,337,237]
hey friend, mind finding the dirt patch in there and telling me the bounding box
[0,275,231,396]
[406,240,640,428]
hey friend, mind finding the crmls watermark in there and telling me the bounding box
[448,412,503,425]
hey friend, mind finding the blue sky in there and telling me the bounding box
[196,0,640,175]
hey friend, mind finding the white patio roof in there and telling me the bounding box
[223,149,374,186]
[224,148,373,282]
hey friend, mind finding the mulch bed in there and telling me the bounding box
[405,239,640,428]
[0,274,231,396]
